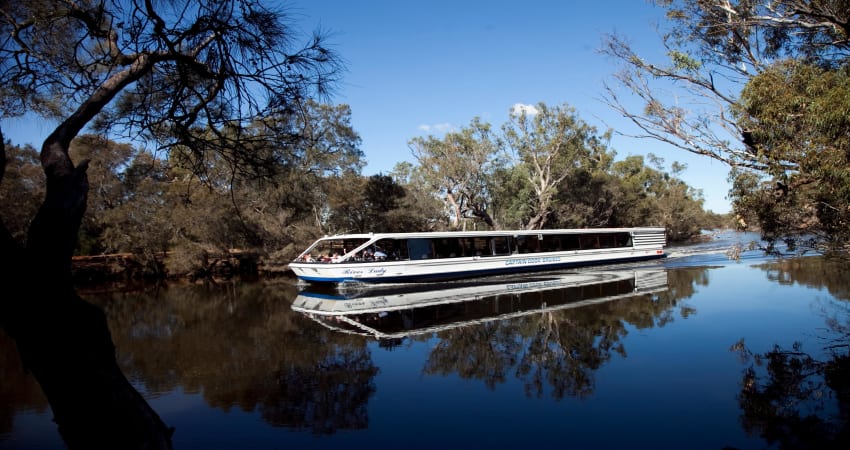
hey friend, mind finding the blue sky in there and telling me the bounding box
[1,0,733,213]
[284,0,734,213]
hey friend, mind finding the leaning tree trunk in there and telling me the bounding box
[0,127,173,448]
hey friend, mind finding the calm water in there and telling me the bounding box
[2,231,849,449]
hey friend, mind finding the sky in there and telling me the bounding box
[0,0,734,213]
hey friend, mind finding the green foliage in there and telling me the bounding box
[325,173,430,234]
[0,141,43,245]
[733,61,850,252]
[502,102,615,229]
[70,135,136,254]
[48,101,365,273]
[488,165,532,229]
[668,50,701,72]
[409,118,504,229]
[389,162,447,231]
[604,0,850,253]
[401,102,711,236]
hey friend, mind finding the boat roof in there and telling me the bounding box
[312,227,665,241]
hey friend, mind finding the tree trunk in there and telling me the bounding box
[0,129,173,449]
[526,210,549,230]
[446,191,461,229]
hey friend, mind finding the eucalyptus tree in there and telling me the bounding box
[190,100,364,257]
[389,161,447,231]
[502,102,614,230]
[409,118,504,229]
[0,0,342,447]
[487,164,530,229]
[324,173,415,234]
[735,62,850,251]
[260,101,364,242]
[601,0,850,252]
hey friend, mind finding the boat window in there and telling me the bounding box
[301,237,369,261]
[433,237,464,258]
[561,235,580,250]
[575,232,632,250]
[492,236,511,256]
[368,238,409,261]
[515,235,540,253]
[597,232,632,249]
[580,235,601,249]
[471,237,490,256]
[408,239,434,260]
[540,235,562,252]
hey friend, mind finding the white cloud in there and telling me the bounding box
[418,122,453,134]
[511,103,539,116]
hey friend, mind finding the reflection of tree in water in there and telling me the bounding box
[755,256,850,301]
[425,323,522,390]
[81,280,378,434]
[423,268,706,399]
[264,349,377,434]
[733,256,850,449]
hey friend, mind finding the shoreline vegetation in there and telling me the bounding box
[71,250,297,285]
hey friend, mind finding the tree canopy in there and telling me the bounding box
[602,0,850,253]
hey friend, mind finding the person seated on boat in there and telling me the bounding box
[331,252,341,262]
[373,249,387,261]
[361,249,374,261]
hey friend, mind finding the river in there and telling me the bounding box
[1,231,848,449]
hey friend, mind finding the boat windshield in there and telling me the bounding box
[296,237,370,262]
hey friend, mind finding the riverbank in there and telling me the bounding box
[71,249,295,284]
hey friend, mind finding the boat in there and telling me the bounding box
[288,227,666,284]
[291,269,669,340]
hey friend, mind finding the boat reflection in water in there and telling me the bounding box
[291,270,668,340]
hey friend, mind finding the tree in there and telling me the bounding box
[733,61,850,251]
[488,164,532,229]
[389,161,447,231]
[69,134,136,254]
[324,171,368,234]
[644,157,707,241]
[551,166,622,228]
[325,173,415,233]
[602,0,850,251]
[100,149,175,273]
[409,118,504,229]
[0,141,42,244]
[0,1,341,447]
[502,102,615,229]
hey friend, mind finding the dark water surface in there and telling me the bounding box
[2,232,849,449]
